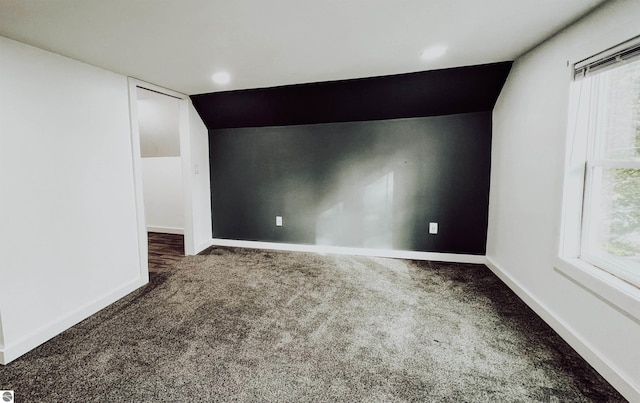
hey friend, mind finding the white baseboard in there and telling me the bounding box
[209,238,486,264]
[0,276,147,365]
[147,226,184,235]
[485,256,640,403]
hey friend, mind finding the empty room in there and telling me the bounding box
[1,1,639,402]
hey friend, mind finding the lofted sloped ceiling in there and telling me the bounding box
[192,62,512,129]
[0,0,606,95]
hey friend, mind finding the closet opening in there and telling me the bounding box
[128,80,195,277]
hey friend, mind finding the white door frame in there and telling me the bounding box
[127,78,195,281]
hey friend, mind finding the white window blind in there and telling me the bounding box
[574,35,640,79]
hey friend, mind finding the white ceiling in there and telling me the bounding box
[0,0,606,95]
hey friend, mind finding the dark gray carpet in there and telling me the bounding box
[1,247,626,402]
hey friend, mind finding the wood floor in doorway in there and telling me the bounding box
[148,232,184,272]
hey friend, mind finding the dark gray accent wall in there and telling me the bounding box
[210,112,491,254]
[196,62,512,255]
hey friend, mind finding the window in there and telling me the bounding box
[569,38,640,288]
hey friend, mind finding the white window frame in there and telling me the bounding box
[582,163,640,286]
[556,37,640,321]
[580,71,640,287]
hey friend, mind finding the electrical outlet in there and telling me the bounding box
[276,216,283,226]
[429,222,438,234]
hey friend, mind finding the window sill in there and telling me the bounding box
[555,257,640,322]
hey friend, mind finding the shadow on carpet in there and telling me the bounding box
[0,247,627,402]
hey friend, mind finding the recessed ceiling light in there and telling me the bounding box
[420,45,447,61]
[212,71,231,85]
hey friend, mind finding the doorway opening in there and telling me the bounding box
[128,79,195,279]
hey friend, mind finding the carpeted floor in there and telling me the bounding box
[0,247,626,402]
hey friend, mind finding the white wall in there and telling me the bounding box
[188,101,213,252]
[137,87,181,158]
[487,1,640,400]
[142,157,184,233]
[0,36,145,364]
